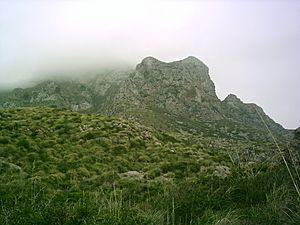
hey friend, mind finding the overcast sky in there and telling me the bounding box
[0,0,299,129]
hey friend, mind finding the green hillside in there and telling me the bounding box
[0,107,299,224]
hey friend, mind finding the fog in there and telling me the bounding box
[0,0,299,129]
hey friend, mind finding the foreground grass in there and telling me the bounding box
[0,107,299,224]
[1,166,299,225]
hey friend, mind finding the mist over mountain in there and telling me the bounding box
[1,0,300,128]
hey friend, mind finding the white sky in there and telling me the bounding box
[0,0,299,129]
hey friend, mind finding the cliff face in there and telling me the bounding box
[0,56,289,142]
[133,56,219,106]
[135,56,219,107]
[109,56,221,122]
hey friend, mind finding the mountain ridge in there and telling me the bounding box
[0,56,290,142]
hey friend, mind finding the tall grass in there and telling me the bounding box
[1,107,300,224]
[254,107,300,199]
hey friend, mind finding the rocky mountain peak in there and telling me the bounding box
[135,56,213,84]
[179,56,208,67]
[223,94,243,105]
[224,93,240,100]
[140,56,204,66]
[141,56,161,63]
[128,56,219,107]
[136,56,163,70]
[136,56,209,76]
[183,55,201,62]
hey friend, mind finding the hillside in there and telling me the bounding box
[0,107,300,224]
[0,107,232,187]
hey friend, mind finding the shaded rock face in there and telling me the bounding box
[133,56,219,107]
[223,94,243,108]
[0,81,94,111]
[0,70,130,112]
[111,56,222,121]
[221,93,287,139]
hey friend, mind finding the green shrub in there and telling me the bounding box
[17,138,30,149]
[0,136,10,144]
[0,144,18,157]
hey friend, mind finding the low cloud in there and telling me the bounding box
[0,0,299,128]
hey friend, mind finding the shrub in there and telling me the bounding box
[17,138,30,149]
[0,136,10,144]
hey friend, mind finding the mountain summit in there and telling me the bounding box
[120,56,219,113]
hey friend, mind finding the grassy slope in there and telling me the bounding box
[0,107,299,224]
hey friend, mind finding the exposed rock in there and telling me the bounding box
[119,171,144,180]
[223,94,243,108]
[214,165,231,177]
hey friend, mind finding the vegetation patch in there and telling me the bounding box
[0,107,299,224]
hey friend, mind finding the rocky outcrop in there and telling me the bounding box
[0,81,94,111]
[108,56,223,124]
[119,171,144,180]
[223,94,243,108]
[221,93,287,139]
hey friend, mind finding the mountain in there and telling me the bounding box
[0,56,290,143]
[1,58,299,224]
